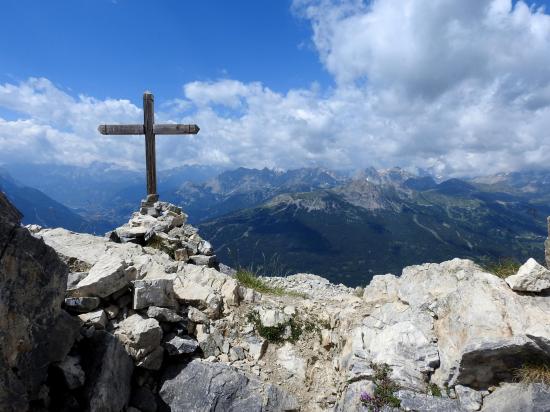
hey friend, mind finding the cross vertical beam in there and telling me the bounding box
[144,92,156,196]
[98,91,199,199]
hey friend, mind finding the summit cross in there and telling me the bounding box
[98,91,200,199]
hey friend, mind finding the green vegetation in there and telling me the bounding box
[246,310,322,343]
[246,310,301,343]
[428,383,442,397]
[235,269,306,298]
[360,363,401,411]
[483,258,521,279]
[514,361,550,385]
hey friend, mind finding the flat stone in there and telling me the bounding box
[506,258,550,292]
[481,382,550,412]
[189,254,217,267]
[133,278,177,310]
[64,297,101,313]
[165,335,199,355]
[70,255,137,298]
[147,306,183,322]
[78,309,108,329]
[159,360,298,412]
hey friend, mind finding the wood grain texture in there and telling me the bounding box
[98,124,144,135]
[153,124,200,135]
[144,92,157,196]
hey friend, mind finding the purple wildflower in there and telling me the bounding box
[360,391,373,403]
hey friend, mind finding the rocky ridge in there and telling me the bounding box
[1,192,550,411]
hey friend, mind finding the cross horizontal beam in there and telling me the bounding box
[98,123,200,135]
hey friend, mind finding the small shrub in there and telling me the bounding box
[354,286,365,298]
[428,383,442,397]
[360,363,401,411]
[484,258,520,279]
[246,310,303,343]
[514,361,550,385]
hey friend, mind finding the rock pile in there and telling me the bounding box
[2,192,550,412]
[108,196,217,268]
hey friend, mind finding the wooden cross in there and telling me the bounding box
[98,91,199,198]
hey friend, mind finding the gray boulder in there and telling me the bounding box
[147,306,183,322]
[481,383,550,411]
[115,314,163,362]
[506,258,550,293]
[159,359,299,411]
[81,330,134,412]
[0,192,79,411]
[70,254,137,298]
[133,278,177,309]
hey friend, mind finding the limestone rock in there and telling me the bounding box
[506,258,550,292]
[189,254,217,267]
[70,254,137,298]
[78,309,108,329]
[136,346,164,370]
[133,278,177,309]
[159,359,299,412]
[188,306,209,324]
[64,296,100,313]
[147,306,183,322]
[67,272,88,290]
[455,385,483,411]
[80,330,134,412]
[198,327,224,358]
[481,382,550,412]
[277,343,307,381]
[221,277,241,307]
[259,307,290,328]
[165,335,199,355]
[245,336,268,361]
[0,193,78,411]
[396,390,463,412]
[115,314,163,362]
[452,335,549,388]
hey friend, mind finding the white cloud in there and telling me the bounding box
[2,1,550,177]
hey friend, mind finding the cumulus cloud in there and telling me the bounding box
[2,1,550,177]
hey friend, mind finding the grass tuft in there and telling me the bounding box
[235,269,306,298]
[483,258,521,279]
[246,310,304,343]
[514,361,550,385]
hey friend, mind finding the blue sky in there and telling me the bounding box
[1,0,550,176]
[0,0,330,104]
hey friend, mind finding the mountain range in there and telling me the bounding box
[1,162,549,286]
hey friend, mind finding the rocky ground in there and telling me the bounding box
[1,191,550,411]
